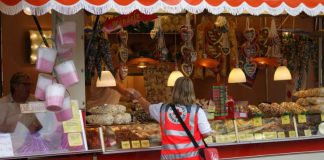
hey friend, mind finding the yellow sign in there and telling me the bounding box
[253,117,262,126]
[121,141,131,149]
[321,114,324,121]
[254,133,263,140]
[71,100,80,119]
[63,100,82,133]
[281,115,291,125]
[277,132,286,138]
[131,140,141,149]
[68,133,83,147]
[263,132,277,139]
[204,136,213,144]
[298,114,307,123]
[141,140,150,148]
[227,134,237,142]
[289,131,296,137]
[207,105,216,112]
[207,113,214,120]
[304,129,312,136]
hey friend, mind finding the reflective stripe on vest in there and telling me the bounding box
[162,140,204,150]
[161,151,199,160]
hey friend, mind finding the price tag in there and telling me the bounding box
[20,101,46,113]
[227,134,237,142]
[67,133,83,147]
[131,140,141,149]
[277,132,286,138]
[63,119,82,133]
[216,135,225,143]
[304,129,312,136]
[207,113,214,120]
[253,117,262,126]
[121,141,131,149]
[281,115,291,125]
[289,131,296,137]
[238,134,246,141]
[254,133,263,140]
[140,140,150,148]
[204,136,213,144]
[71,100,80,119]
[208,105,216,112]
[298,114,307,123]
[321,114,324,121]
[263,132,277,139]
[0,134,14,157]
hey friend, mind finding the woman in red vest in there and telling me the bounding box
[135,77,212,160]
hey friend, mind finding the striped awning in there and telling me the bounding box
[1,0,324,16]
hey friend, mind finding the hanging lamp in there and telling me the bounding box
[127,57,159,68]
[228,68,247,83]
[96,70,116,87]
[251,57,279,66]
[274,66,292,81]
[167,34,183,86]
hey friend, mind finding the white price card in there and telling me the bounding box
[20,101,46,113]
[0,134,14,157]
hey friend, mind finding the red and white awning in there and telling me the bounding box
[1,0,324,16]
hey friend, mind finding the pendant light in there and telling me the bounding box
[228,68,247,83]
[96,70,116,87]
[274,66,292,81]
[167,34,184,86]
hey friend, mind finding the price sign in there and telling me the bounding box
[68,133,83,147]
[289,131,296,137]
[298,114,307,123]
[304,129,312,136]
[121,141,131,149]
[277,132,286,138]
[0,134,14,157]
[216,135,225,143]
[254,133,263,140]
[208,105,216,112]
[263,132,277,139]
[204,136,213,144]
[20,101,46,113]
[227,134,237,142]
[281,115,291,125]
[253,117,262,126]
[131,140,141,149]
[207,113,214,120]
[321,114,324,121]
[141,140,150,148]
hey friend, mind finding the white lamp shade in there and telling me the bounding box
[228,68,247,83]
[167,70,184,86]
[96,71,116,87]
[274,66,292,81]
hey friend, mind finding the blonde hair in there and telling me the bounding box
[172,77,196,105]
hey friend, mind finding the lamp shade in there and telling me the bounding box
[251,57,279,66]
[96,71,116,87]
[274,66,292,81]
[228,68,246,83]
[127,57,158,66]
[167,70,184,86]
[195,58,219,68]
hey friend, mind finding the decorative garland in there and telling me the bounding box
[281,32,318,90]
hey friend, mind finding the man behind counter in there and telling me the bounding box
[0,72,42,133]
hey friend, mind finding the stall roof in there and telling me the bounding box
[1,0,324,16]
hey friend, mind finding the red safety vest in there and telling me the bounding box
[160,104,204,160]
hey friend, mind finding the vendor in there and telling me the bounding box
[0,72,42,133]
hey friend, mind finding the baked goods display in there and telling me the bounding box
[294,88,324,114]
[86,104,131,125]
[293,87,324,98]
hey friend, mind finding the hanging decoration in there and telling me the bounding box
[180,13,196,77]
[267,19,281,58]
[240,17,258,88]
[258,27,270,57]
[85,25,114,83]
[228,19,239,69]
[102,10,157,33]
[117,28,129,63]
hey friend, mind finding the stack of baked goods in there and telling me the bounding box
[86,104,131,125]
[294,87,324,114]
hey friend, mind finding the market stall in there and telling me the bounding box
[1,0,324,160]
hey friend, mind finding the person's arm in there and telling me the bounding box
[197,108,212,138]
